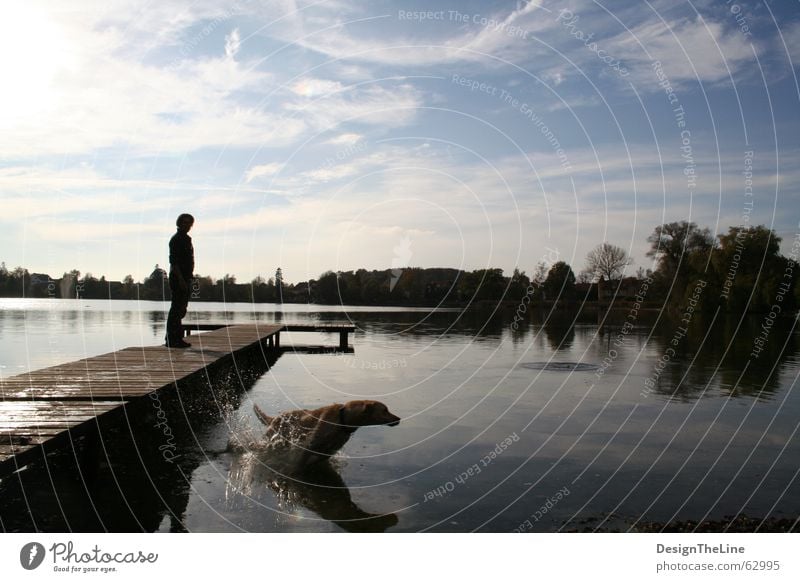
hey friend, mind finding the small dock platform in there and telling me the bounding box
[0,322,355,476]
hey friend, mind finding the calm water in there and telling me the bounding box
[1,298,799,532]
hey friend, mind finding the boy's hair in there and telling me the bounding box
[176,213,195,227]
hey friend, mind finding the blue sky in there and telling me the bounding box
[1,0,799,283]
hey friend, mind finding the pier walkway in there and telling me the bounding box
[0,323,354,477]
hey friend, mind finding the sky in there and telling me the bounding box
[1,0,799,284]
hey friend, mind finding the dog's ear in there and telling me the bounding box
[340,401,368,426]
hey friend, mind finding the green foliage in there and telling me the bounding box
[507,268,531,301]
[647,221,715,301]
[544,261,576,300]
[645,222,796,315]
[0,221,796,313]
[457,268,506,302]
[714,225,794,313]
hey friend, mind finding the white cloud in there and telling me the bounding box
[1,0,795,282]
[4,140,794,281]
[290,78,343,97]
[303,164,361,183]
[609,16,756,85]
[245,163,283,182]
[254,1,557,67]
[225,28,241,58]
[326,133,364,145]
[258,0,761,92]
[0,14,297,158]
[0,3,434,159]
[283,82,423,130]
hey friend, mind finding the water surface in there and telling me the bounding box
[1,299,798,532]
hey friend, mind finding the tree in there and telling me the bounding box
[714,225,792,313]
[544,261,576,300]
[646,221,714,276]
[275,267,283,303]
[457,268,506,302]
[532,261,548,287]
[647,221,715,304]
[585,242,633,281]
[315,271,339,304]
[508,267,531,301]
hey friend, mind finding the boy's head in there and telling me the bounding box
[176,213,195,232]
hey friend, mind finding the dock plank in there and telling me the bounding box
[0,323,353,475]
[0,324,283,473]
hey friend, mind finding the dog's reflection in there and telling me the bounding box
[226,449,399,533]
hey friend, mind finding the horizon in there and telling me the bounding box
[2,1,798,282]
[0,218,788,285]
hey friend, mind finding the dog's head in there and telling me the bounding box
[340,400,401,428]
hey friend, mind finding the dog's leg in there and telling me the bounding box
[253,404,274,426]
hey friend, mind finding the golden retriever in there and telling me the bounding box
[253,400,400,468]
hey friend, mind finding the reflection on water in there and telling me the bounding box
[226,452,398,533]
[1,299,799,532]
[543,317,576,351]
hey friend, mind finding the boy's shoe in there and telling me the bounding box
[165,338,192,348]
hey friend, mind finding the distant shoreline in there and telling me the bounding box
[570,514,798,533]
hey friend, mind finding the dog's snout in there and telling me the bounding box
[386,414,401,427]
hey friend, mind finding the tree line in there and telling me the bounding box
[1,222,797,313]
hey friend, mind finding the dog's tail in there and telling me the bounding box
[253,404,273,426]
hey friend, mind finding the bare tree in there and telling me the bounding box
[576,269,594,284]
[532,261,548,286]
[585,242,633,281]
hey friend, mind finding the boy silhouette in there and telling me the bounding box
[165,213,195,348]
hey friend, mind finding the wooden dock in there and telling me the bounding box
[0,322,355,477]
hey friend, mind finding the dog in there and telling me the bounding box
[253,400,400,469]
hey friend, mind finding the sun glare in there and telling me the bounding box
[0,4,67,127]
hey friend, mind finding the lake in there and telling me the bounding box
[1,298,799,532]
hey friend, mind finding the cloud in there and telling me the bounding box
[290,78,343,97]
[6,140,795,281]
[0,3,434,159]
[251,0,760,97]
[0,23,298,158]
[245,162,283,182]
[303,163,361,183]
[0,166,275,221]
[225,27,241,58]
[326,133,364,145]
[1,0,796,282]
[608,16,757,85]
[254,1,557,67]
[283,81,423,130]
